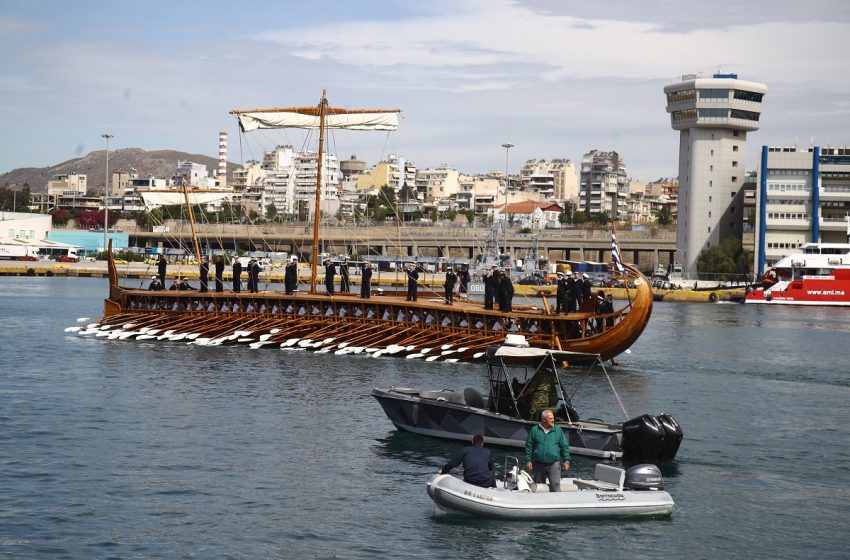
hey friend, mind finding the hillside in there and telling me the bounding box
[0,148,240,193]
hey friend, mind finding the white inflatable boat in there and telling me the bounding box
[427,463,674,520]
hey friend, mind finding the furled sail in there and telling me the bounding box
[233,109,400,132]
[136,189,233,209]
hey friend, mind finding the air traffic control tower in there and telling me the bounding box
[664,73,767,277]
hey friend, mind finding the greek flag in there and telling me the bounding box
[611,229,625,275]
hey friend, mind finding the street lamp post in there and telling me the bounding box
[102,133,113,256]
[501,143,514,256]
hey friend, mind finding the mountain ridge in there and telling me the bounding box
[0,148,239,193]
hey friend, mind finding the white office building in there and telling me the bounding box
[753,146,850,274]
[664,73,767,276]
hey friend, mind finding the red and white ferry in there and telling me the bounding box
[745,242,850,306]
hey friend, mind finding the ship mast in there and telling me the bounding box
[231,94,401,293]
[310,92,328,293]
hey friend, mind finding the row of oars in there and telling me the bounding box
[65,313,505,362]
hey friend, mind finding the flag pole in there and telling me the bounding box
[611,222,631,302]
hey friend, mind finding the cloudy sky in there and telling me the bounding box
[2,0,849,181]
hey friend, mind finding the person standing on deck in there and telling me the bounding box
[444,266,458,304]
[555,272,567,313]
[360,262,372,298]
[199,259,209,293]
[483,266,496,310]
[157,255,167,287]
[285,257,298,295]
[324,258,336,295]
[457,266,471,300]
[581,273,592,304]
[525,409,570,492]
[340,258,351,292]
[499,270,514,312]
[406,263,419,301]
[214,256,224,293]
[232,259,242,293]
[250,259,261,293]
[570,272,582,312]
[245,259,255,293]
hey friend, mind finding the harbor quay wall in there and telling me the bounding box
[106,222,678,273]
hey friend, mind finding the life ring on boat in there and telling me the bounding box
[709,292,717,302]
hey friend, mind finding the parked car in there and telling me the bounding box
[58,255,79,263]
[517,273,549,286]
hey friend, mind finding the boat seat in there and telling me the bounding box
[574,464,625,491]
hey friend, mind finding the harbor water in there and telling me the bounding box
[1,277,848,559]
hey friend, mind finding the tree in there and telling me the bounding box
[398,184,417,203]
[51,208,70,226]
[572,211,587,225]
[266,203,278,221]
[656,205,673,226]
[592,211,611,225]
[77,209,104,229]
[136,208,163,229]
[696,237,752,280]
[462,210,475,225]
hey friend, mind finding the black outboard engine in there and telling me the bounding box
[656,413,683,460]
[621,414,665,462]
[624,464,665,491]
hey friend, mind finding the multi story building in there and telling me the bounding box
[664,73,767,276]
[46,173,87,196]
[174,161,208,187]
[519,159,578,201]
[753,146,850,274]
[415,164,460,202]
[355,154,416,194]
[578,150,629,219]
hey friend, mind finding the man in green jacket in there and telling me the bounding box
[525,408,571,492]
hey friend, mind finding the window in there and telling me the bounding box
[709,211,712,217]
[732,161,738,167]
[734,89,764,102]
[733,145,739,152]
[700,89,729,99]
[733,130,740,137]
[711,149,714,156]
[732,176,738,182]
[731,109,760,121]
[709,195,712,202]
[731,191,736,197]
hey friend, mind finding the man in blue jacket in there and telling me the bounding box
[438,434,496,488]
[525,408,570,492]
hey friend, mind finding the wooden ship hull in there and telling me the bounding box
[92,252,653,363]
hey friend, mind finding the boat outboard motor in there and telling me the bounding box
[656,413,683,460]
[621,414,665,462]
[624,464,665,491]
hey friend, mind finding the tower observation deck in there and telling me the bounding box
[664,73,767,276]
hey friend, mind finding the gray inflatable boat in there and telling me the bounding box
[426,463,674,520]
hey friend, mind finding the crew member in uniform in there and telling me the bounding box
[457,266,471,300]
[324,258,336,295]
[157,255,167,287]
[284,257,298,295]
[214,256,225,293]
[250,259,261,293]
[406,263,419,301]
[444,266,458,304]
[483,266,496,310]
[199,259,209,293]
[148,275,162,291]
[499,270,514,312]
[555,272,567,313]
[360,262,372,298]
[232,259,242,293]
